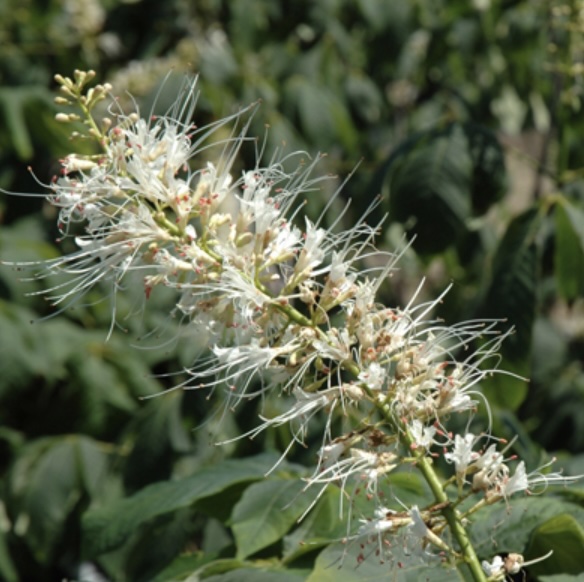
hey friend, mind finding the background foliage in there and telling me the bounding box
[1,1,584,580]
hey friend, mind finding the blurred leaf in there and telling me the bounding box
[480,207,543,373]
[345,73,383,124]
[0,529,18,582]
[356,0,412,34]
[284,76,357,151]
[526,514,584,577]
[123,393,191,492]
[539,575,584,582]
[6,435,107,564]
[82,453,279,556]
[126,508,199,582]
[555,201,584,302]
[381,122,507,254]
[384,124,473,254]
[0,88,35,159]
[464,123,507,215]
[231,478,315,559]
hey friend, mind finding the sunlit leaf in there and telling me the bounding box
[204,567,308,582]
[470,496,584,559]
[307,542,465,582]
[231,478,316,559]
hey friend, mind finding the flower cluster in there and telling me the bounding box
[6,71,581,581]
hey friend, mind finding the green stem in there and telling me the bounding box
[360,385,487,581]
[402,433,487,581]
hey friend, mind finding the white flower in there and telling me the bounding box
[482,555,504,577]
[497,459,582,499]
[444,433,480,477]
[358,362,386,391]
[409,420,437,450]
[357,506,395,537]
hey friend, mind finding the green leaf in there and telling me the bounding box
[307,543,465,582]
[231,478,316,559]
[526,514,584,576]
[380,122,506,255]
[148,552,213,582]
[384,124,473,254]
[345,73,383,124]
[82,453,279,556]
[0,530,18,582]
[283,487,345,561]
[189,557,309,580]
[479,207,543,404]
[539,575,584,582]
[470,496,584,559]
[123,392,190,492]
[204,567,308,582]
[6,435,108,564]
[125,508,201,582]
[464,123,507,215]
[0,88,34,159]
[284,76,357,151]
[555,201,584,301]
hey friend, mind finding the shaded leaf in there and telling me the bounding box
[0,88,34,159]
[555,201,584,301]
[123,392,190,492]
[0,530,18,582]
[82,453,278,556]
[5,435,108,564]
[479,207,543,409]
[539,575,584,582]
[526,514,584,577]
[464,123,507,215]
[380,122,506,255]
[126,508,199,582]
[384,124,473,254]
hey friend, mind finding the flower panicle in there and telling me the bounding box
[4,71,582,580]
